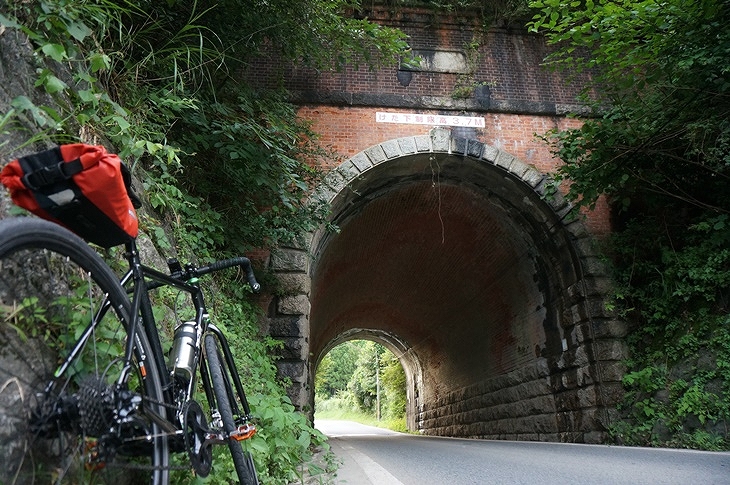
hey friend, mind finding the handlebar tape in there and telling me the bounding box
[198,257,261,293]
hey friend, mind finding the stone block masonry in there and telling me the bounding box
[263,131,627,443]
[242,5,626,442]
[421,360,559,441]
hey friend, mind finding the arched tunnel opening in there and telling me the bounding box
[315,330,422,430]
[314,334,413,428]
[311,148,579,437]
[269,132,626,443]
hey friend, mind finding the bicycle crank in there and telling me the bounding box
[182,400,214,477]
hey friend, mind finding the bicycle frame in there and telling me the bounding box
[117,238,252,433]
[45,234,256,465]
[0,198,260,483]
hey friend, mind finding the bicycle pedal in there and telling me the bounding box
[230,423,256,441]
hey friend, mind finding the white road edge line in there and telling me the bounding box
[341,444,405,485]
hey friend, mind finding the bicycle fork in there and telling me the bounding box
[201,325,257,438]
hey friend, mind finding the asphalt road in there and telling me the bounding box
[314,419,730,485]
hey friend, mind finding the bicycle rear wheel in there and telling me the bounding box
[0,217,169,484]
[204,334,259,485]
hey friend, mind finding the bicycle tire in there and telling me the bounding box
[204,333,259,485]
[0,217,169,484]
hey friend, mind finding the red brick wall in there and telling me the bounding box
[298,105,579,168]
[297,105,610,236]
[244,6,610,236]
[245,7,590,107]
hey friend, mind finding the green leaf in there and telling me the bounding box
[42,74,68,94]
[297,431,311,449]
[89,52,111,72]
[77,89,98,104]
[66,20,91,41]
[41,43,67,62]
[0,13,22,29]
[112,115,130,131]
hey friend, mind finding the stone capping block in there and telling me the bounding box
[482,145,499,163]
[381,139,403,159]
[557,203,576,222]
[310,184,337,205]
[414,134,432,152]
[431,128,451,152]
[495,151,516,170]
[563,218,590,239]
[509,158,531,179]
[350,151,373,172]
[336,160,360,183]
[451,137,467,155]
[271,248,308,272]
[522,167,545,188]
[533,176,549,197]
[546,190,569,213]
[323,168,347,193]
[397,136,418,154]
[364,144,387,165]
[467,139,484,158]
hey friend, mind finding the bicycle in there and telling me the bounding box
[0,215,262,484]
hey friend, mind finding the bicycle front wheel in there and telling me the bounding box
[0,217,169,484]
[204,334,259,485]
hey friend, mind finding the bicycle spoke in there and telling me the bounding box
[0,219,169,484]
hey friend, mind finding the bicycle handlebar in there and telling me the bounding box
[196,257,261,293]
[164,256,261,293]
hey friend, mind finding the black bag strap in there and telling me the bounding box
[120,162,142,209]
[18,147,83,190]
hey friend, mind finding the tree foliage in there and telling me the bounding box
[316,340,407,422]
[372,0,533,25]
[2,0,410,254]
[530,0,730,214]
[315,341,361,399]
[529,0,730,449]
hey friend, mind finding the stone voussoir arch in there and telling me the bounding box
[267,127,626,443]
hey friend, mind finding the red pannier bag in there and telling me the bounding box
[0,144,140,248]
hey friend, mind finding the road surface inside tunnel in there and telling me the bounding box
[314,419,730,485]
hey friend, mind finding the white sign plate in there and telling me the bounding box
[376,111,485,128]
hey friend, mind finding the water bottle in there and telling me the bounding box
[170,321,198,383]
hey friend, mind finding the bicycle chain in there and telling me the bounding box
[96,391,243,473]
[95,395,188,472]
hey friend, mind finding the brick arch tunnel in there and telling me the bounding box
[269,129,627,443]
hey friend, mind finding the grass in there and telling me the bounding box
[315,405,408,433]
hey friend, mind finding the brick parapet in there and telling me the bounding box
[246,7,592,113]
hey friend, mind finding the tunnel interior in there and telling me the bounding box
[309,149,585,435]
